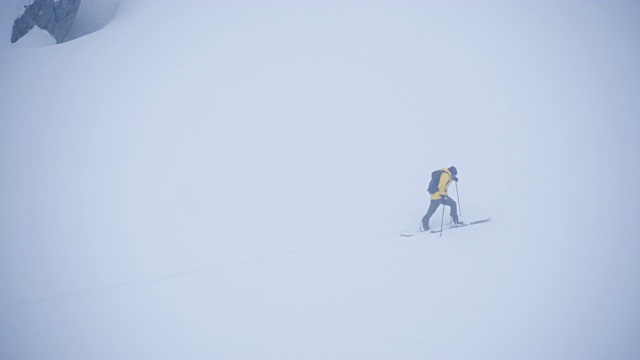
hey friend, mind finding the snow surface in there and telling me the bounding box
[1,1,640,359]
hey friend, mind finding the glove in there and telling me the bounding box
[452,176,459,182]
[441,195,449,202]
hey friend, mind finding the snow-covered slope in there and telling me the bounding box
[1,1,640,359]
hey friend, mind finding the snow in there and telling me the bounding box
[65,0,119,42]
[1,1,640,359]
[5,24,56,47]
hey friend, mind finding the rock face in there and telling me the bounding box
[11,0,82,44]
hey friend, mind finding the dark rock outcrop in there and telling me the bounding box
[11,0,82,44]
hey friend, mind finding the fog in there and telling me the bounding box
[1,1,639,359]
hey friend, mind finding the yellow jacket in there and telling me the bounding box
[429,168,453,201]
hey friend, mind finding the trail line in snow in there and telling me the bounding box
[1,232,394,308]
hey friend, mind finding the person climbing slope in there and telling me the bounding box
[421,166,462,231]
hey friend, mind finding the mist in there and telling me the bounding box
[1,1,639,359]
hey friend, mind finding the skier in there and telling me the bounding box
[421,166,463,231]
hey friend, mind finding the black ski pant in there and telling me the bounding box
[422,197,459,229]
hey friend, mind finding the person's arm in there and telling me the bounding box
[438,172,450,197]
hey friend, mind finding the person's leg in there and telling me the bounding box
[443,197,460,224]
[421,200,441,230]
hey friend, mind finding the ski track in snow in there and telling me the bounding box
[2,231,396,308]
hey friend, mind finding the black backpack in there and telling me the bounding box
[427,170,444,194]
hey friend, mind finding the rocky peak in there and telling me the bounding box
[11,0,82,44]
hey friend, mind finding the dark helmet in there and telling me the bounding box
[448,166,458,176]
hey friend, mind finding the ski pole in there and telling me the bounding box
[439,201,446,237]
[455,181,462,217]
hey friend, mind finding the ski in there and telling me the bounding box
[400,229,421,237]
[430,217,492,234]
[400,217,492,237]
